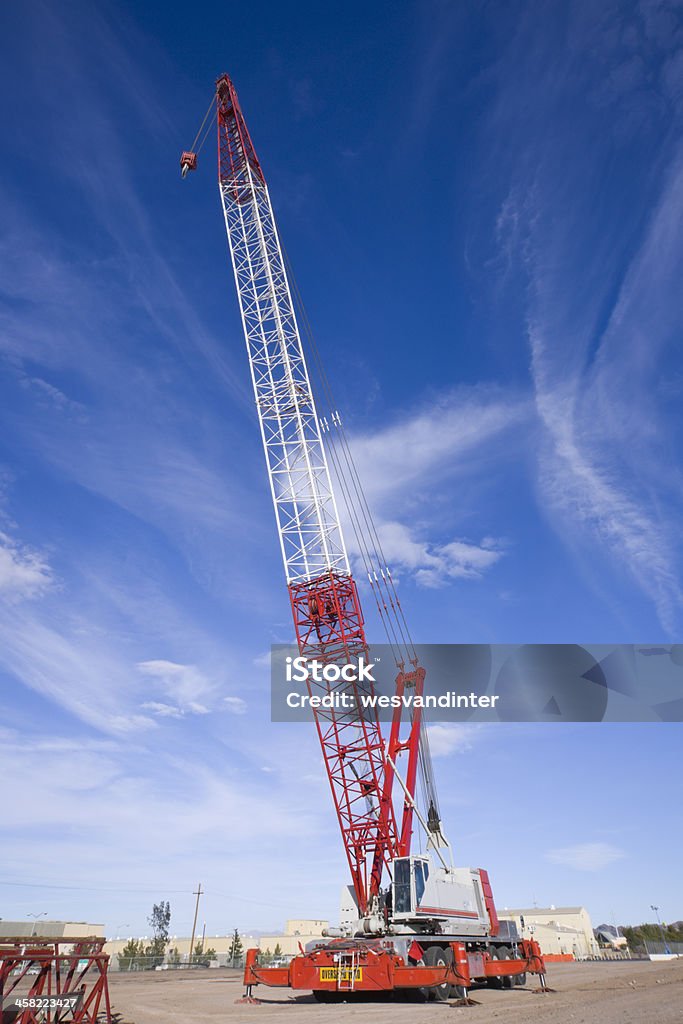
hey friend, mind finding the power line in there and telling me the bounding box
[0,879,295,908]
[0,880,192,894]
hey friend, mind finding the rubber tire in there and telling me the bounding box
[402,986,428,1003]
[312,991,340,1003]
[515,971,527,987]
[488,949,504,989]
[424,945,453,1002]
[497,949,514,990]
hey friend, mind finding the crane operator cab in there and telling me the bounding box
[389,854,490,937]
[392,855,430,916]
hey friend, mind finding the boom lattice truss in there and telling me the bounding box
[213,74,415,912]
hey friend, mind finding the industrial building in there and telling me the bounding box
[499,906,599,958]
[0,920,104,940]
[256,920,328,958]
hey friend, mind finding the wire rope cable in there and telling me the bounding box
[279,244,444,830]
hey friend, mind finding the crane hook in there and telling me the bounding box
[180,151,198,179]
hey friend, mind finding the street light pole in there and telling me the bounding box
[27,913,47,936]
[651,905,672,955]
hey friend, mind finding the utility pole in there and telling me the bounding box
[651,904,672,955]
[189,884,203,966]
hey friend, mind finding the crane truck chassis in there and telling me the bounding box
[240,934,547,1002]
[238,858,548,1001]
[181,75,549,1003]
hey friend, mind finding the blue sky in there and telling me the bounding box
[0,0,682,939]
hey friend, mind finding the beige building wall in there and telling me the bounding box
[499,906,598,957]
[258,919,328,958]
[104,933,258,963]
[105,918,328,965]
[0,921,104,940]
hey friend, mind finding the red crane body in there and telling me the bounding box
[181,73,548,1001]
[208,74,422,915]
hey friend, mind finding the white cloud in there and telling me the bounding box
[533,392,682,633]
[141,701,184,719]
[545,841,626,871]
[493,70,683,634]
[374,521,504,588]
[0,606,157,735]
[137,659,212,703]
[137,661,222,719]
[333,392,521,588]
[426,723,476,757]
[187,701,210,715]
[0,531,53,601]
[350,390,527,500]
[223,696,247,715]
[482,3,683,635]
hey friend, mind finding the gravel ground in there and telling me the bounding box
[107,957,683,1024]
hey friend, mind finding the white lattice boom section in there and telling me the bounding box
[217,78,348,585]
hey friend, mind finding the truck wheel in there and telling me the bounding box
[487,949,503,989]
[515,972,527,986]
[424,945,453,1002]
[497,948,513,988]
[402,987,428,1002]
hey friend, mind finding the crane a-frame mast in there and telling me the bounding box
[204,73,427,915]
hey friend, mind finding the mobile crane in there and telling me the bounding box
[181,73,547,1001]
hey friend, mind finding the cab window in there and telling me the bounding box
[414,860,426,905]
[394,858,412,913]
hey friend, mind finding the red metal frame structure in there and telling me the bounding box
[289,570,403,910]
[197,73,423,917]
[240,937,547,999]
[0,937,111,1023]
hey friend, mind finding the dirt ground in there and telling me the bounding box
[107,958,683,1024]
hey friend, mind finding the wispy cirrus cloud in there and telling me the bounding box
[488,0,683,633]
[546,841,626,872]
[334,390,526,586]
[138,660,244,718]
[0,532,54,602]
[350,389,527,500]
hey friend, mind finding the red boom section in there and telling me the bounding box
[381,665,426,857]
[289,571,401,913]
[216,73,265,197]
